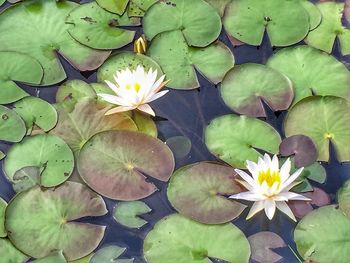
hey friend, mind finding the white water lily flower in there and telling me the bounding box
[98,65,168,116]
[230,154,310,221]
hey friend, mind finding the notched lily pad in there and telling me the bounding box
[96,0,129,15]
[143,214,251,263]
[90,245,133,263]
[0,105,26,143]
[5,182,107,261]
[220,63,293,117]
[0,198,7,238]
[205,115,281,168]
[167,162,246,224]
[0,238,29,263]
[113,201,151,228]
[77,130,175,200]
[12,166,41,193]
[292,161,327,193]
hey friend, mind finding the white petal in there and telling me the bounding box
[97,93,130,106]
[137,104,155,116]
[235,179,255,191]
[276,201,296,222]
[229,192,264,201]
[146,90,169,103]
[105,106,136,115]
[271,155,279,171]
[280,167,304,191]
[235,169,257,188]
[246,160,259,181]
[246,201,265,220]
[263,153,272,168]
[264,199,276,220]
[280,158,291,182]
[279,192,311,201]
[104,80,119,94]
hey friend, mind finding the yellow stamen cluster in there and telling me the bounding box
[258,168,281,187]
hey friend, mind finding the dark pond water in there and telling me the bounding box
[1,1,350,262]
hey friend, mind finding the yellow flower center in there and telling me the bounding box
[258,168,281,188]
[134,83,141,92]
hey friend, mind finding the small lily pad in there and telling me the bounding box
[292,161,327,193]
[143,0,221,47]
[33,251,67,263]
[131,111,158,138]
[13,96,58,132]
[0,238,29,263]
[143,214,251,263]
[67,2,138,50]
[12,166,41,193]
[267,46,350,105]
[338,180,350,219]
[0,151,4,160]
[3,134,74,187]
[167,162,246,224]
[205,114,281,168]
[113,201,151,228]
[0,51,43,104]
[77,130,175,200]
[90,245,133,263]
[96,0,129,15]
[148,30,234,89]
[0,198,7,237]
[220,63,293,117]
[284,96,350,162]
[5,182,107,261]
[165,136,191,159]
[0,105,26,143]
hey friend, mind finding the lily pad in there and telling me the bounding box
[33,251,67,263]
[338,180,350,219]
[143,0,221,47]
[279,135,317,168]
[220,63,293,117]
[292,161,327,193]
[143,214,251,263]
[267,46,350,105]
[0,238,29,263]
[165,136,191,159]
[167,162,246,224]
[13,96,58,132]
[0,105,26,143]
[0,151,5,160]
[0,0,110,85]
[204,0,231,17]
[148,30,234,89]
[90,245,133,263]
[300,0,322,30]
[5,182,107,261]
[205,115,281,168]
[0,51,43,104]
[284,96,350,162]
[3,134,74,187]
[223,0,310,46]
[294,206,350,263]
[66,2,137,50]
[128,0,157,17]
[305,2,350,55]
[51,99,137,154]
[12,166,41,193]
[130,111,157,138]
[0,198,6,238]
[78,130,174,200]
[96,0,129,15]
[113,201,151,228]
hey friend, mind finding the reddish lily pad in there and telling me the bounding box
[0,105,26,143]
[279,135,317,168]
[77,130,175,200]
[167,162,246,224]
[5,182,107,261]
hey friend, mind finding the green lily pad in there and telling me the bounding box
[267,46,350,105]
[223,0,310,46]
[165,136,191,159]
[3,134,74,187]
[143,214,251,263]
[220,63,293,117]
[338,180,350,219]
[292,161,327,193]
[0,0,5,5]
[66,2,137,50]
[0,105,26,143]
[0,238,29,263]
[0,151,5,160]
[70,254,93,263]
[13,96,58,132]
[148,30,234,90]
[51,99,137,154]
[300,0,322,30]
[130,111,157,138]
[167,162,246,224]
[33,251,67,263]
[96,0,129,15]
[113,201,151,228]
[204,0,231,17]
[205,115,281,168]
[90,245,133,263]
[0,0,110,85]
[0,198,6,238]
[284,96,350,162]
[294,206,350,263]
[12,166,41,193]
[0,51,43,104]
[143,0,221,47]
[305,2,350,55]
[77,130,175,200]
[128,0,157,17]
[5,182,107,261]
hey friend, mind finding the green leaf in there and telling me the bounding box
[0,151,5,161]
[0,105,26,143]
[96,0,129,15]
[0,198,7,238]
[90,245,133,263]
[0,238,29,263]
[338,180,350,219]
[165,136,191,159]
[204,0,231,17]
[33,251,67,263]
[300,0,322,30]
[12,166,41,193]
[130,111,157,138]
[113,201,151,228]
[292,161,326,193]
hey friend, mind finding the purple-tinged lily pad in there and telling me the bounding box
[113,201,151,229]
[77,130,175,200]
[167,162,246,224]
[5,182,107,261]
[279,135,317,168]
[0,105,26,143]
[0,198,7,238]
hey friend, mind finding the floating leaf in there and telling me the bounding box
[12,166,41,193]
[130,111,157,138]
[0,238,29,263]
[165,136,191,159]
[0,51,43,104]
[143,214,251,263]
[267,46,350,105]
[204,0,231,17]
[300,0,322,30]
[167,162,246,224]
[205,115,281,168]
[220,63,293,117]
[143,0,221,47]
[96,0,129,15]
[223,0,310,46]
[67,2,138,50]
[284,96,350,162]
[3,134,74,187]
[0,0,110,85]
[248,231,286,263]
[128,0,157,17]
[294,206,350,263]
[33,251,67,263]
[5,182,107,261]
[113,201,151,228]
[0,105,26,143]
[148,30,234,89]
[90,245,133,263]
[305,2,350,55]
[70,254,93,263]
[0,150,5,160]
[0,198,6,238]
[78,130,174,200]
[292,162,327,193]
[338,180,350,219]
[13,96,58,132]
